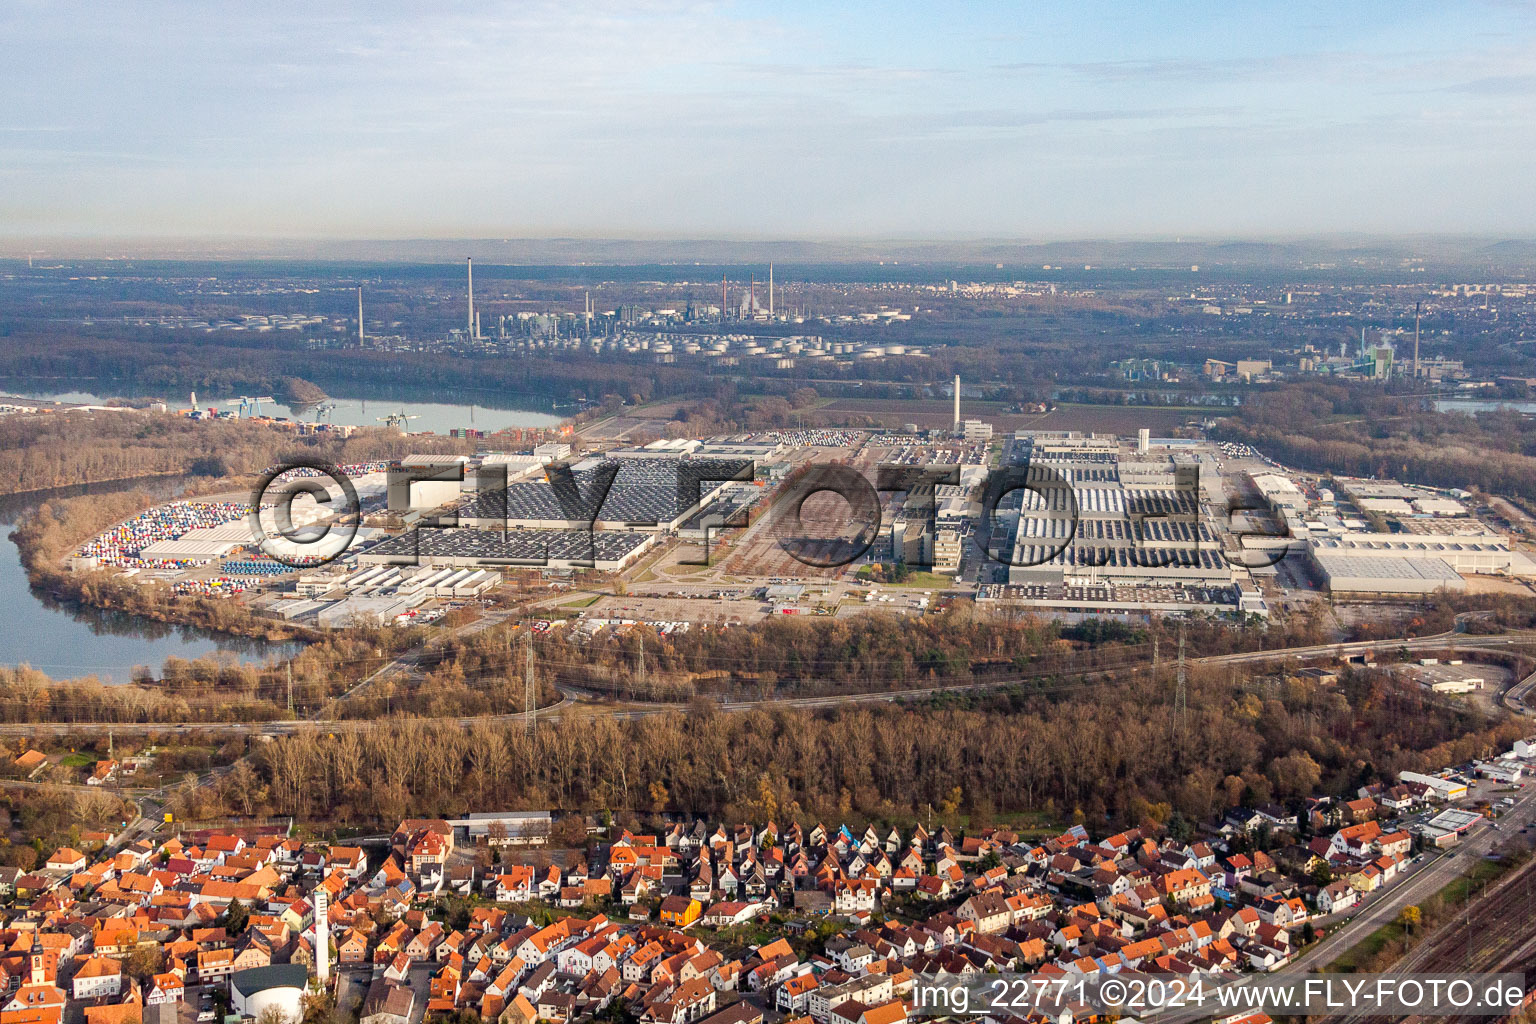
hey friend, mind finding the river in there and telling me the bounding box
[2,385,564,435]
[1435,399,1536,415]
[0,379,560,682]
[0,480,302,683]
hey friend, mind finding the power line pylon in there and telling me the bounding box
[524,629,536,737]
[1174,625,1188,737]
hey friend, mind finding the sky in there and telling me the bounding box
[4,0,1536,241]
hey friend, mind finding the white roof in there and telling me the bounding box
[1315,553,1462,583]
[402,454,469,466]
[1250,473,1302,495]
[138,539,240,559]
[181,523,256,543]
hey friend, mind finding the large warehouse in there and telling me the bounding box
[358,452,754,575]
[456,455,741,531]
[1310,532,1536,576]
[358,527,656,572]
[1312,552,1467,594]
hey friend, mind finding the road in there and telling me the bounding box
[1502,664,1536,712]
[1319,805,1536,1023]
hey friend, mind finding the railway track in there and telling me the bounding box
[1326,857,1536,1024]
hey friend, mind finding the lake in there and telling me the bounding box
[0,481,302,683]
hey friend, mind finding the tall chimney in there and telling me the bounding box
[769,262,774,316]
[1414,301,1421,379]
[314,889,330,986]
[721,274,727,319]
[953,374,961,431]
[357,287,364,347]
[467,257,475,336]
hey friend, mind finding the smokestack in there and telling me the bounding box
[357,287,364,347]
[769,263,774,316]
[722,274,727,319]
[1414,301,1421,380]
[467,257,475,337]
[953,374,961,431]
[314,889,330,986]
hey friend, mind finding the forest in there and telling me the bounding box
[0,784,133,869]
[210,663,1528,834]
[0,410,469,496]
[1214,381,1536,502]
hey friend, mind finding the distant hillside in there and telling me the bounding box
[11,234,1536,274]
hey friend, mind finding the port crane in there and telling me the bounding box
[311,401,338,422]
[226,395,275,418]
[377,410,419,430]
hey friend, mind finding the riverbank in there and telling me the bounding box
[0,469,189,500]
[9,486,318,646]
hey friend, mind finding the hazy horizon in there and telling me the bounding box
[8,234,1536,272]
[6,2,1536,240]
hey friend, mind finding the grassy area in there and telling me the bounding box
[1327,914,1410,973]
[294,823,377,841]
[1436,855,1509,905]
[956,809,1062,839]
[882,571,957,589]
[856,568,956,589]
[559,594,602,609]
[59,753,94,768]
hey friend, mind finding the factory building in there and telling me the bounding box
[1309,533,1536,576]
[317,595,428,629]
[961,419,993,442]
[1400,772,1470,802]
[1248,472,1309,540]
[456,456,737,532]
[359,527,656,572]
[386,455,470,513]
[1311,552,1466,595]
[1006,441,1232,588]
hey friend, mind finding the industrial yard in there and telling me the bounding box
[54,412,1536,634]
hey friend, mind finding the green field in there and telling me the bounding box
[857,568,956,589]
